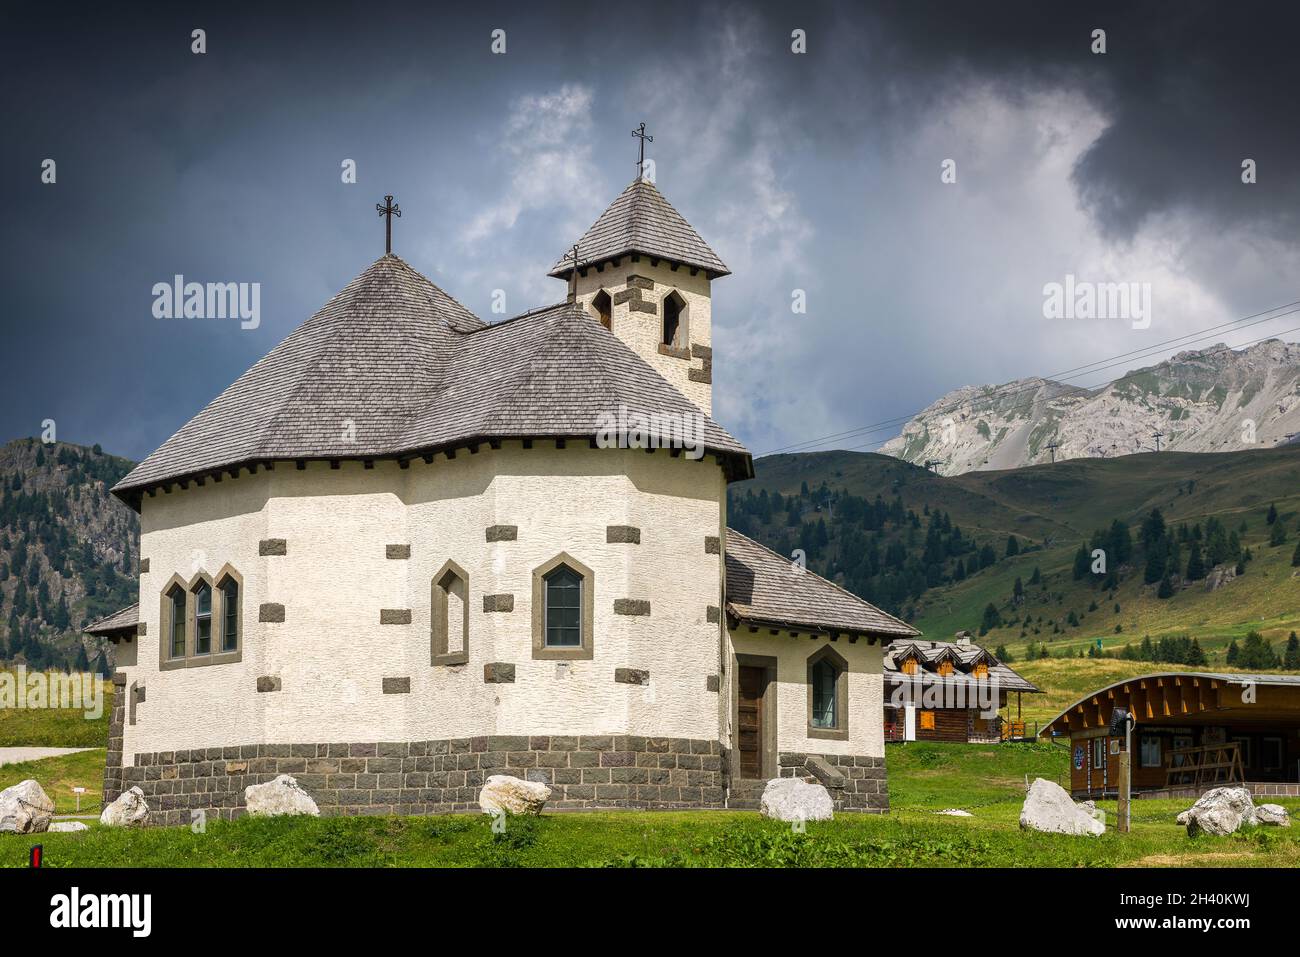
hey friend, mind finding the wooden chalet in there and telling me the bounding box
[883,636,1041,743]
[1040,671,1300,799]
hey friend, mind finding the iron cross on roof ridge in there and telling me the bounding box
[376,194,401,255]
[632,122,653,181]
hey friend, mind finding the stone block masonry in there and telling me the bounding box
[778,752,889,813]
[121,736,728,825]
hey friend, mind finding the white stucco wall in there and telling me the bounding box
[122,443,727,763]
[574,260,714,413]
[727,628,885,759]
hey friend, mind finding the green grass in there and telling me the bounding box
[0,671,112,747]
[0,747,103,814]
[5,743,1298,867]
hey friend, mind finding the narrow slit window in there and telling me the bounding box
[194,582,212,654]
[220,578,239,652]
[591,289,612,330]
[662,291,685,347]
[168,586,186,659]
[811,659,837,728]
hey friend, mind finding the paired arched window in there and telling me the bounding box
[807,646,849,740]
[159,566,243,669]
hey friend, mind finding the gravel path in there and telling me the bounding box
[0,746,95,767]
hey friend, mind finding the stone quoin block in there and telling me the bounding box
[136,622,147,637]
[258,538,288,556]
[614,668,650,685]
[482,594,514,612]
[706,605,721,623]
[382,677,411,694]
[380,609,412,625]
[606,525,642,544]
[704,536,721,555]
[485,525,518,542]
[689,367,712,384]
[483,662,516,684]
[691,344,713,360]
[706,674,720,692]
[613,599,650,616]
[386,544,411,559]
[256,676,281,693]
[259,603,285,623]
[139,558,150,573]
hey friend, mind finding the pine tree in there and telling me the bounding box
[1282,632,1300,670]
[1157,575,1174,599]
[1270,520,1288,547]
[1267,502,1278,525]
[1187,639,1207,667]
[1293,540,1300,567]
[1185,542,1206,581]
[1006,534,1019,557]
[994,644,1012,663]
[1029,566,1041,585]
[1226,639,1240,665]
[73,642,89,671]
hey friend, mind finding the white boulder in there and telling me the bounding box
[0,780,55,834]
[759,777,834,823]
[49,821,90,832]
[1181,786,1257,836]
[244,774,320,817]
[100,786,150,827]
[1019,778,1105,836]
[479,775,551,816]
[1255,803,1291,827]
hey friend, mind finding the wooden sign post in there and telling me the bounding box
[1117,752,1131,833]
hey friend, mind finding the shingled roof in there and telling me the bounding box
[113,255,751,507]
[884,638,1040,694]
[84,603,139,638]
[724,529,919,638]
[548,179,729,279]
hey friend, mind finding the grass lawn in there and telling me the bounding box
[0,747,104,814]
[4,743,1297,867]
[0,670,112,747]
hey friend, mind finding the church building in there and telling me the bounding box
[87,166,918,824]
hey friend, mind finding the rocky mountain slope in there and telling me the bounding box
[0,438,137,670]
[881,339,1300,474]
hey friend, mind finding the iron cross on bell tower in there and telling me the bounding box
[376,194,401,255]
[632,122,653,181]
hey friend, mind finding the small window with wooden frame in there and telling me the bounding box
[971,661,990,679]
[936,659,955,676]
[531,552,594,660]
[900,656,919,676]
[807,645,848,741]
[919,710,936,731]
[431,559,469,666]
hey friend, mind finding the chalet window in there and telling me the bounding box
[1139,735,1162,768]
[937,660,954,676]
[806,646,848,740]
[1092,737,1106,770]
[167,585,186,659]
[431,560,469,666]
[919,710,936,731]
[219,574,240,653]
[662,291,686,347]
[531,553,594,660]
[591,289,612,331]
[545,566,582,647]
[1262,737,1283,771]
[972,662,989,679]
[901,657,918,675]
[194,581,213,654]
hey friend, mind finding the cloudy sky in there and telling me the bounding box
[2,1,1298,462]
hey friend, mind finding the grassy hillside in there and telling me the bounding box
[0,669,112,746]
[0,747,103,813]
[734,447,1300,666]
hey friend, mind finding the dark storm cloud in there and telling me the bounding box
[797,0,1300,240]
[1,1,1297,460]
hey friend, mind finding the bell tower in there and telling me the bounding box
[549,177,728,414]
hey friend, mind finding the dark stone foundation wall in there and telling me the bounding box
[122,735,727,826]
[779,752,889,813]
[102,673,127,808]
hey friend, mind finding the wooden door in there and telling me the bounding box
[738,666,766,779]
